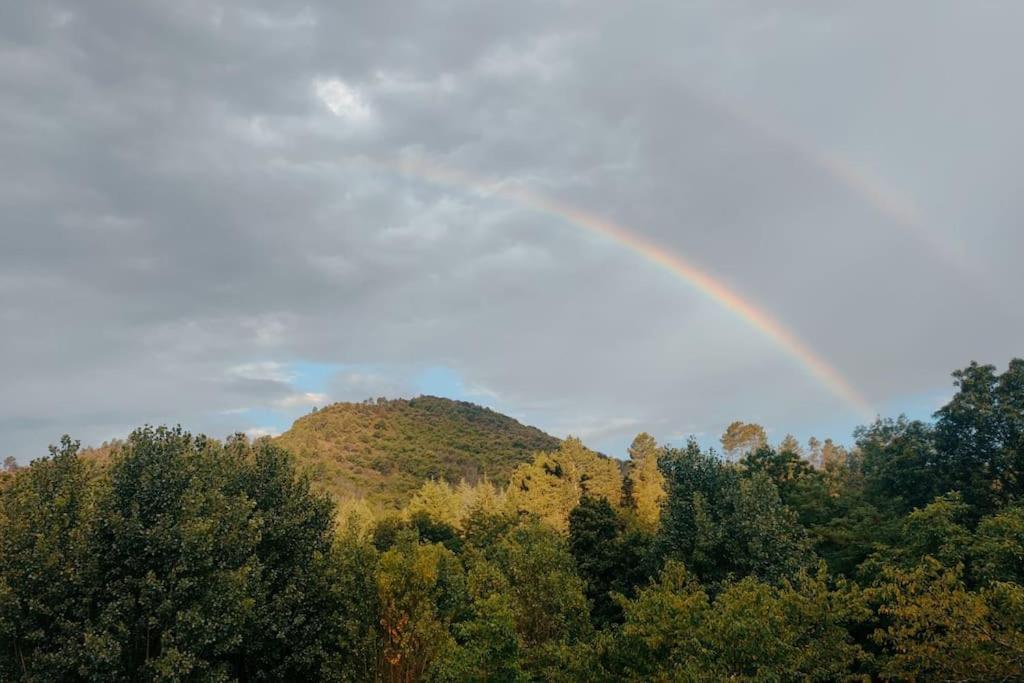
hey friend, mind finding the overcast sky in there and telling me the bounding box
[3,1,1022,460]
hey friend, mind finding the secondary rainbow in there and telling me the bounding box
[369,156,873,418]
[692,86,981,284]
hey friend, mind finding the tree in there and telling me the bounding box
[507,438,622,531]
[699,569,866,681]
[0,437,97,681]
[376,533,465,682]
[777,434,803,458]
[933,359,1024,514]
[568,497,654,626]
[871,559,1024,681]
[971,504,1024,586]
[720,421,768,461]
[624,433,665,529]
[608,561,865,681]
[607,561,710,679]
[407,479,463,529]
[486,519,592,674]
[330,526,381,682]
[857,416,940,514]
[658,439,813,586]
[0,427,362,681]
[859,493,972,580]
[430,594,526,682]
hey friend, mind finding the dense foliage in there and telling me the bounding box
[2,359,1024,681]
[275,397,560,508]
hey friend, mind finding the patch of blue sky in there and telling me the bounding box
[766,386,954,453]
[415,366,469,400]
[232,407,292,436]
[288,361,343,394]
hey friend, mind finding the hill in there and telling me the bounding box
[274,396,561,507]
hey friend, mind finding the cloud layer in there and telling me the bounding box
[3,1,1022,458]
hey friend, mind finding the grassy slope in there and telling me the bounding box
[274,396,561,508]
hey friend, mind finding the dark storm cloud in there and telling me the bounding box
[2,0,1022,458]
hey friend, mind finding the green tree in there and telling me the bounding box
[330,525,381,682]
[608,561,865,681]
[430,594,526,682]
[568,497,654,626]
[0,427,364,681]
[740,445,818,513]
[0,437,97,681]
[857,416,940,514]
[376,532,465,682]
[659,439,813,586]
[699,569,865,681]
[933,359,1024,514]
[870,558,1024,681]
[487,519,592,675]
[867,493,972,575]
[606,561,710,680]
[972,504,1024,586]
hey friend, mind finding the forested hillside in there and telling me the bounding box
[275,396,561,507]
[2,359,1024,681]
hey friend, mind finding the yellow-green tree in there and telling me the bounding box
[507,438,622,531]
[624,433,665,529]
[609,561,866,681]
[871,558,1024,681]
[721,421,768,461]
[376,533,465,682]
[407,479,463,528]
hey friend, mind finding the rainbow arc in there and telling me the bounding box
[363,155,875,418]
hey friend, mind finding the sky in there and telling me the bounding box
[2,1,1022,460]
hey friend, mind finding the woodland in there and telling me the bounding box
[2,360,1023,681]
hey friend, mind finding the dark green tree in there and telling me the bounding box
[933,359,1024,514]
[568,497,654,626]
[0,437,97,681]
[658,439,813,586]
[857,416,939,514]
[1,427,366,681]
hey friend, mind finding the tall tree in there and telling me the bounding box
[720,421,768,461]
[376,533,464,682]
[933,359,1024,514]
[0,437,97,681]
[857,416,939,514]
[568,497,654,626]
[507,438,622,531]
[624,433,666,529]
[659,439,813,586]
[777,434,803,458]
[487,520,592,675]
[0,427,361,681]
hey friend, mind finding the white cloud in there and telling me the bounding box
[315,79,372,123]
[554,416,643,441]
[273,392,328,409]
[227,362,292,383]
[245,426,282,439]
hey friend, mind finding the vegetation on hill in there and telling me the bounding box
[3,359,1024,680]
[275,396,561,508]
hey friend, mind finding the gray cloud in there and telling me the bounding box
[2,0,1022,459]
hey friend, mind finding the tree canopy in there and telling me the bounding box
[3,358,1024,681]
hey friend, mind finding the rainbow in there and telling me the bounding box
[693,86,980,282]
[356,155,874,418]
